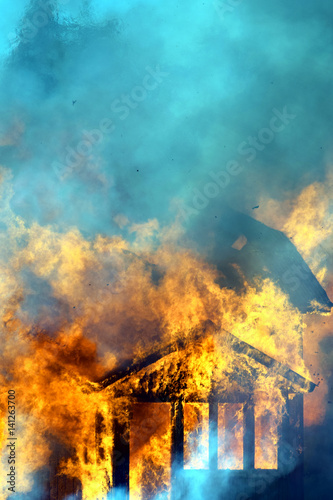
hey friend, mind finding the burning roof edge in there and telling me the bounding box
[222,330,316,393]
[98,322,316,393]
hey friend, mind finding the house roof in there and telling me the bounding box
[100,322,316,394]
[186,206,333,314]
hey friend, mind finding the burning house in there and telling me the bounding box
[1,1,333,499]
[101,323,315,500]
[43,212,332,500]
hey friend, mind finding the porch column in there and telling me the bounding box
[171,398,184,500]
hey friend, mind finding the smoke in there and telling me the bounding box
[1,0,332,235]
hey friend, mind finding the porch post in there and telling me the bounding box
[209,399,219,470]
[112,405,130,498]
[171,398,184,499]
[243,397,255,470]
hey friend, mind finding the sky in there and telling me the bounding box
[0,1,332,499]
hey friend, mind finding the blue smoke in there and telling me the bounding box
[0,0,332,237]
